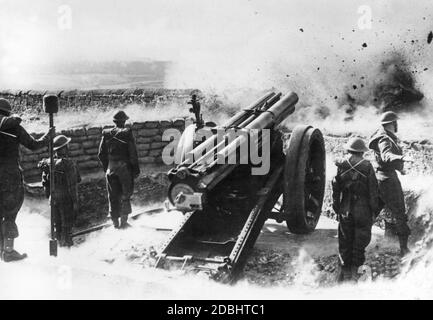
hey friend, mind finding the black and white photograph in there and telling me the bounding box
[0,0,433,304]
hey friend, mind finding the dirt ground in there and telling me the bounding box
[64,132,431,287]
[243,218,402,287]
[113,212,403,287]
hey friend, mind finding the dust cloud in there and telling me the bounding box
[162,1,433,140]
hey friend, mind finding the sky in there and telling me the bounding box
[0,0,432,90]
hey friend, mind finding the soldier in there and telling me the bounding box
[98,111,140,229]
[38,135,81,247]
[332,137,380,282]
[188,94,203,127]
[0,99,54,262]
[0,99,22,130]
[369,111,410,256]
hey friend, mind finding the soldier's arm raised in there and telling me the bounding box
[17,126,51,151]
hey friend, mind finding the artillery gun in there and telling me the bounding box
[155,91,326,283]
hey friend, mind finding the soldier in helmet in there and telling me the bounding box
[38,135,81,247]
[0,99,23,130]
[332,137,380,282]
[0,99,54,262]
[369,111,410,256]
[98,111,140,229]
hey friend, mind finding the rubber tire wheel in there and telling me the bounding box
[283,125,326,234]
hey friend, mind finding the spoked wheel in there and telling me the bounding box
[283,125,326,234]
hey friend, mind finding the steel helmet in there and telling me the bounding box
[53,135,72,151]
[345,137,369,153]
[380,111,399,124]
[113,110,129,122]
[0,99,12,114]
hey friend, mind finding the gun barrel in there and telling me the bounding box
[247,91,298,130]
[189,93,283,169]
[181,92,276,167]
[203,92,298,170]
[237,92,282,128]
[225,91,276,127]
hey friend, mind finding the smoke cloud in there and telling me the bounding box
[3,0,432,138]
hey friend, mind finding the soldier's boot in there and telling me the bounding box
[337,265,352,283]
[119,199,132,229]
[120,215,130,229]
[112,218,120,229]
[398,235,410,257]
[337,257,346,282]
[1,239,27,262]
[337,267,344,282]
[62,227,73,248]
[350,265,360,283]
[56,228,66,247]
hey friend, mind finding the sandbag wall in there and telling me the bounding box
[20,119,185,183]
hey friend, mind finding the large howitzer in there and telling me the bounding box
[155,91,326,283]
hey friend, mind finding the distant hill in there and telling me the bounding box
[2,60,170,90]
[42,60,169,77]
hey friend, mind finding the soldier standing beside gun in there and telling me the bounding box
[332,138,380,282]
[98,111,140,229]
[369,111,410,256]
[0,99,54,262]
[38,135,81,247]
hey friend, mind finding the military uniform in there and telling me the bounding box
[0,114,22,131]
[0,121,50,260]
[98,115,140,228]
[333,157,380,276]
[369,128,410,239]
[39,152,81,247]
